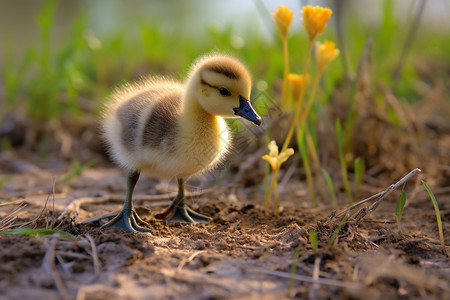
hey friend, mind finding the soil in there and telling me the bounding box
[0,147,449,300]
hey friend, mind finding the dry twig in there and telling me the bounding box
[0,201,27,231]
[330,168,421,224]
[42,238,69,300]
[308,256,322,299]
[85,234,101,274]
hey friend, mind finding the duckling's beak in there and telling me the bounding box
[233,96,262,126]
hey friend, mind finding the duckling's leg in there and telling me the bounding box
[154,178,211,224]
[102,170,153,233]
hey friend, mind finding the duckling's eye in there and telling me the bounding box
[218,87,231,96]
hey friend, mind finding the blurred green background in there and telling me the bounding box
[0,0,449,122]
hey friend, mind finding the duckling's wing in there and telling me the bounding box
[141,91,182,151]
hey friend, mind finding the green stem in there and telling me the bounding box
[281,41,313,153]
[265,169,278,215]
[263,132,270,208]
[274,171,279,216]
[326,214,349,251]
[422,180,447,255]
[280,37,290,108]
[298,70,322,129]
[305,127,321,180]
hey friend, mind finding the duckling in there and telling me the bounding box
[101,54,261,233]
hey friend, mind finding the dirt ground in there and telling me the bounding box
[0,146,449,300]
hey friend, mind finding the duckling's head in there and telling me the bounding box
[188,54,261,126]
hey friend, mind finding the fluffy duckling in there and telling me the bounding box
[101,54,261,233]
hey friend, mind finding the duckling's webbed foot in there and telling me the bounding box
[154,178,211,224]
[101,169,152,234]
[167,204,211,224]
[102,209,153,233]
[155,201,211,224]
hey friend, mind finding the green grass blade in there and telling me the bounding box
[395,191,407,234]
[309,230,318,250]
[321,168,338,207]
[1,227,75,239]
[422,181,447,255]
[326,214,349,251]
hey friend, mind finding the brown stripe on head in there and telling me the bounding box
[206,64,240,79]
[142,92,182,150]
[201,56,249,80]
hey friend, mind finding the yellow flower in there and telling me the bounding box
[301,5,332,42]
[315,40,340,72]
[262,140,294,171]
[262,140,294,216]
[267,140,279,157]
[288,73,311,100]
[273,5,294,39]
